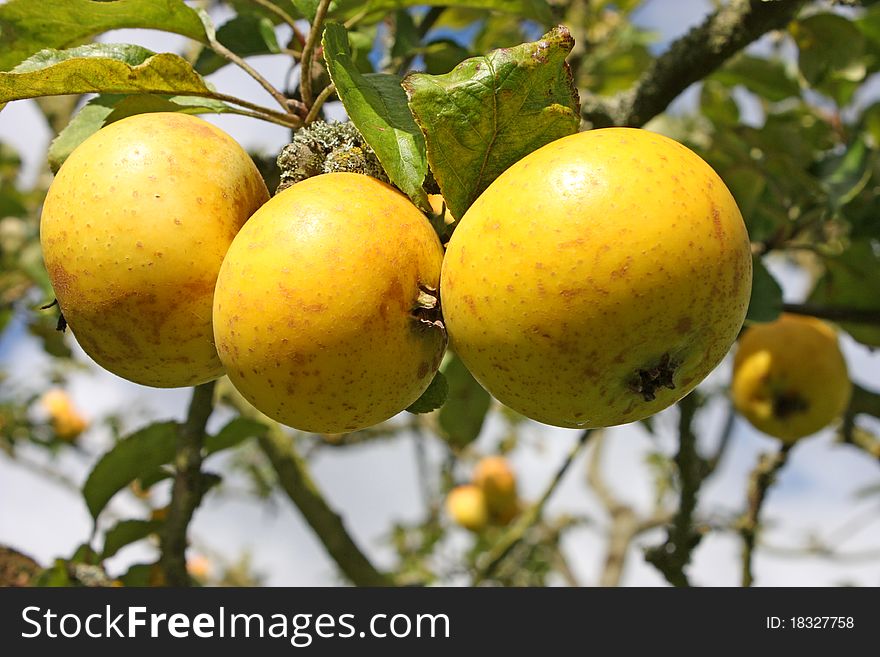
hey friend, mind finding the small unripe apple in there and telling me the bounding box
[40,388,88,441]
[473,456,519,522]
[445,484,489,532]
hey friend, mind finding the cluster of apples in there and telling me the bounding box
[445,456,520,532]
[41,111,851,441]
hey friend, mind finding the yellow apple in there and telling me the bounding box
[445,484,489,532]
[40,388,88,441]
[213,172,446,433]
[40,112,268,387]
[441,128,752,428]
[473,456,519,523]
[732,313,851,442]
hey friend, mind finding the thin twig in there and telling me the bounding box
[343,5,370,29]
[411,426,433,511]
[159,381,217,587]
[473,430,593,584]
[586,432,672,586]
[707,401,737,474]
[761,543,880,563]
[644,394,705,586]
[249,0,307,47]
[223,105,301,127]
[257,424,394,586]
[824,503,880,548]
[738,442,793,587]
[299,0,332,108]
[208,37,292,113]
[552,545,583,587]
[840,383,880,462]
[304,83,335,125]
[588,433,637,586]
[184,90,302,127]
[782,302,880,327]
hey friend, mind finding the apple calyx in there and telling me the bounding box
[772,390,809,419]
[629,352,677,402]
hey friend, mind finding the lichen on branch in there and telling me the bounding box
[582,0,808,128]
[276,120,388,193]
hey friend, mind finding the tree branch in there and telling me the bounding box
[738,442,793,587]
[257,424,393,586]
[249,0,307,48]
[588,432,636,586]
[304,83,336,125]
[181,90,301,127]
[473,430,592,584]
[840,383,880,461]
[586,432,674,586]
[299,0,332,108]
[644,393,706,586]
[582,0,807,128]
[845,383,880,423]
[159,381,217,587]
[782,302,880,327]
[707,401,737,474]
[208,36,300,115]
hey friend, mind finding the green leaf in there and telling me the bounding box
[793,13,866,105]
[137,467,173,491]
[322,22,429,208]
[48,95,116,174]
[809,240,880,347]
[575,22,653,97]
[423,39,471,75]
[293,0,320,21]
[69,543,99,565]
[347,25,379,74]
[390,10,420,62]
[82,421,178,520]
[27,315,72,359]
[48,93,230,173]
[863,101,880,147]
[818,137,874,210]
[746,256,783,323]
[15,42,156,72]
[723,165,770,240]
[0,44,212,104]
[118,563,156,587]
[330,1,554,25]
[101,519,162,561]
[0,0,207,72]
[403,25,580,220]
[204,417,267,455]
[700,79,739,125]
[438,354,490,448]
[406,371,448,414]
[472,12,526,53]
[712,54,800,103]
[32,561,73,587]
[195,13,281,75]
[105,94,230,122]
